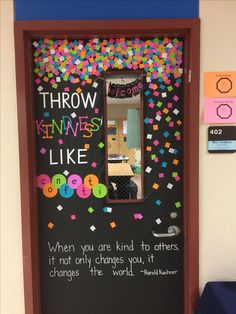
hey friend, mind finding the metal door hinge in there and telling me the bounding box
[188,69,192,83]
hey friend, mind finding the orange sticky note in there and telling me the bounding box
[204,72,236,97]
[153,125,158,131]
[110,221,116,229]
[173,159,179,165]
[48,222,54,229]
[165,142,171,148]
[152,183,159,190]
[146,146,152,151]
[84,144,90,149]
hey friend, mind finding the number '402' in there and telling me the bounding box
[210,129,222,135]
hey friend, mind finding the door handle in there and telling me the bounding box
[152,225,180,238]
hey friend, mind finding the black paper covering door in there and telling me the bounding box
[33,37,184,314]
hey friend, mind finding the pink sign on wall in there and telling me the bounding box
[204,98,236,123]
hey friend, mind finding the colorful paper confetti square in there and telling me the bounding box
[110,221,117,229]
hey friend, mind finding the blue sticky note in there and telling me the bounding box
[162,161,167,168]
[103,207,108,213]
[163,131,170,138]
[144,117,149,124]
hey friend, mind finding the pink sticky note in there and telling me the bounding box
[134,213,143,220]
[40,147,47,154]
[173,95,179,102]
[154,157,159,163]
[175,176,181,181]
[70,214,77,221]
[153,140,159,146]
[204,98,236,123]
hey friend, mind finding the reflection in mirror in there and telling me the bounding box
[106,74,143,201]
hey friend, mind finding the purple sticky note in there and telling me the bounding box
[173,95,179,102]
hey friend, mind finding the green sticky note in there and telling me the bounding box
[175,201,181,208]
[172,172,178,177]
[88,207,94,214]
[98,142,105,149]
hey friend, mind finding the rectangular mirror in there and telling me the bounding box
[106,74,143,201]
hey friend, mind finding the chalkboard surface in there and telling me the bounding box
[33,37,184,314]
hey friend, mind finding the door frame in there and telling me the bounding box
[14,19,200,314]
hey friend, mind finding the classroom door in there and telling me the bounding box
[30,33,196,314]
